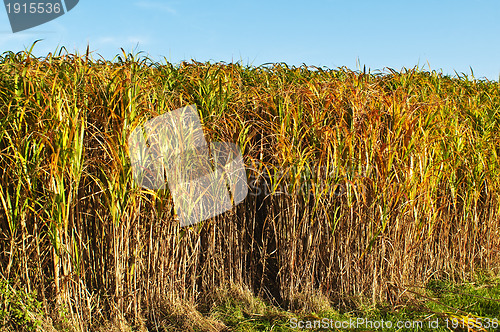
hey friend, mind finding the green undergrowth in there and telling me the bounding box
[0,272,499,331]
[210,271,500,332]
[0,278,43,332]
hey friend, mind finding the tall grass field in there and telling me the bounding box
[0,46,499,331]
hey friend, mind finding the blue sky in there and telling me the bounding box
[1,0,499,80]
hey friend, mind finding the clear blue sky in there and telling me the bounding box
[1,0,499,80]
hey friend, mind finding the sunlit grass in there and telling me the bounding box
[0,44,499,330]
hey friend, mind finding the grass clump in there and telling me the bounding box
[0,278,42,331]
[208,284,291,332]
